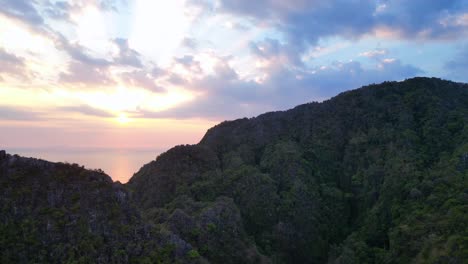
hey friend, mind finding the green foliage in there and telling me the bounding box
[187,249,200,259]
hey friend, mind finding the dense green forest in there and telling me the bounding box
[1,77,467,263]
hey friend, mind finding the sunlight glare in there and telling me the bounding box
[130,0,189,65]
[72,5,110,55]
[117,113,130,124]
[76,86,193,114]
[0,16,65,79]
[0,17,48,52]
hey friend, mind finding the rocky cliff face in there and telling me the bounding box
[1,77,468,263]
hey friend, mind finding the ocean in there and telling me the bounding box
[4,148,163,183]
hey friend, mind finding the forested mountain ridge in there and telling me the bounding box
[2,77,468,263]
[0,151,208,263]
[129,77,468,263]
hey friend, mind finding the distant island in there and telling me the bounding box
[1,77,467,263]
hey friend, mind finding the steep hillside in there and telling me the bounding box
[129,77,468,263]
[0,152,210,263]
[1,77,467,263]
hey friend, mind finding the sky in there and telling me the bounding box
[1,0,467,150]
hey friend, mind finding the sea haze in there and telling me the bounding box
[4,148,161,183]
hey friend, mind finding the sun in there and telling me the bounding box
[116,113,130,124]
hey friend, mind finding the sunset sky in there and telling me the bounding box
[1,0,467,150]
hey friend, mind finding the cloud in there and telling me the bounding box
[151,66,166,78]
[55,35,111,67]
[136,57,266,120]
[0,0,44,25]
[43,0,127,23]
[113,38,143,68]
[376,1,468,39]
[163,55,203,85]
[249,38,304,69]
[0,48,31,80]
[138,95,264,120]
[97,0,128,12]
[174,55,200,68]
[295,59,423,99]
[181,37,198,50]
[0,1,137,90]
[120,70,165,92]
[359,49,388,58]
[59,61,115,86]
[0,48,24,70]
[58,104,114,118]
[0,5,116,86]
[193,0,376,47]
[55,35,117,87]
[138,55,423,120]
[43,1,73,21]
[193,0,468,47]
[0,0,460,124]
[0,106,42,121]
[166,74,188,86]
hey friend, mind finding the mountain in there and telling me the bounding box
[1,77,467,263]
[0,152,206,263]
